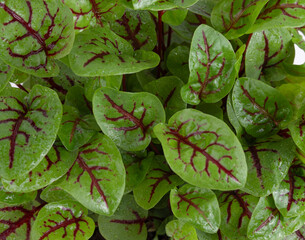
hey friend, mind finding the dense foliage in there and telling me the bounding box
[1,0,305,239]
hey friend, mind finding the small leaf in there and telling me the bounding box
[2,144,77,193]
[154,109,247,190]
[69,26,160,77]
[181,24,236,105]
[98,194,148,240]
[40,186,75,203]
[289,112,305,152]
[0,85,62,180]
[245,29,292,79]
[109,9,157,51]
[170,184,221,233]
[65,86,92,116]
[0,58,14,93]
[133,155,183,210]
[93,87,165,151]
[232,77,293,138]
[31,200,95,240]
[165,220,198,240]
[0,0,75,77]
[211,0,268,39]
[143,76,187,120]
[242,138,295,197]
[218,190,259,239]
[0,201,44,239]
[0,182,36,205]
[55,133,125,216]
[133,0,199,10]
[58,105,95,151]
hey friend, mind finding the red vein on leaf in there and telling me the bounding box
[254,207,280,232]
[148,168,172,203]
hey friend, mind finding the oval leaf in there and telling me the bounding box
[0,85,62,180]
[93,87,165,151]
[154,109,247,190]
[0,182,36,205]
[181,24,236,105]
[165,220,198,240]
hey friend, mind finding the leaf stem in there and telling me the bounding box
[157,10,165,78]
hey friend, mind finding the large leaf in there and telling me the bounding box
[250,0,305,32]
[132,0,199,10]
[2,144,77,193]
[133,155,183,210]
[273,160,305,218]
[143,76,187,121]
[0,182,36,205]
[242,138,295,197]
[232,77,293,138]
[69,26,160,77]
[0,85,62,180]
[181,24,236,105]
[245,29,292,79]
[0,201,44,240]
[0,0,75,77]
[58,105,95,151]
[98,194,148,240]
[211,0,268,39]
[0,58,14,93]
[218,190,259,239]
[154,109,247,190]
[109,9,157,51]
[165,220,198,240]
[31,200,95,240]
[170,184,221,233]
[93,87,165,151]
[55,133,125,216]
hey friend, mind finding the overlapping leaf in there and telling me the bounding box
[245,29,293,79]
[31,200,95,240]
[211,0,268,39]
[65,86,92,116]
[218,190,259,239]
[154,109,247,190]
[242,138,295,197]
[0,58,14,93]
[55,133,125,216]
[2,144,77,193]
[133,155,183,210]
[250,0,305,32]
[170,184,221,233]
[232,77,293,138]
[132,0,199,10]
[40,186,75,203]
[0,0,75,77]
[0,182,36,205]
[289,112,305,152]
[0,85,62,180]
[109,9,157,51]
[93,87,165,151]
[165,220,198,240]
[143,76,187,120]
[0,201,45,240]
[181,24,236,105]
[98,194,148,240]
[69,26,160,77]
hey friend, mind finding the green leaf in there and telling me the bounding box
[192,101,223,120]
[250,0,305,32]
[69,26,160,77]
[218,190,259,239]
[289,112,305,152]
[40,186,75,203]
[98,194,148,240]
[0,58,14,93]
[0,0,75,77]
[143,76,187,121]
[165,220,198,240]
[245,29,292,79]
[121,150,153,193]
[58,105,95,151]
[154,109,247,190]
[0,85,62,180]
[93,87,165,151]
[170,184,221,233]
[0,182,36,205]
[181,24,236,105]
[65,86,92,116]
[133,155,183,210]
[55,133,125,216]
[109,9,157,51]
[31,200,95,240]
[1,144,77,193]
[188,0,221,18]
[132,0,199,10]
[0,201,44,240]
[242,138,295,197]
[232,77,293,138]
[273,160,305,218]
[211,0,268,39]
